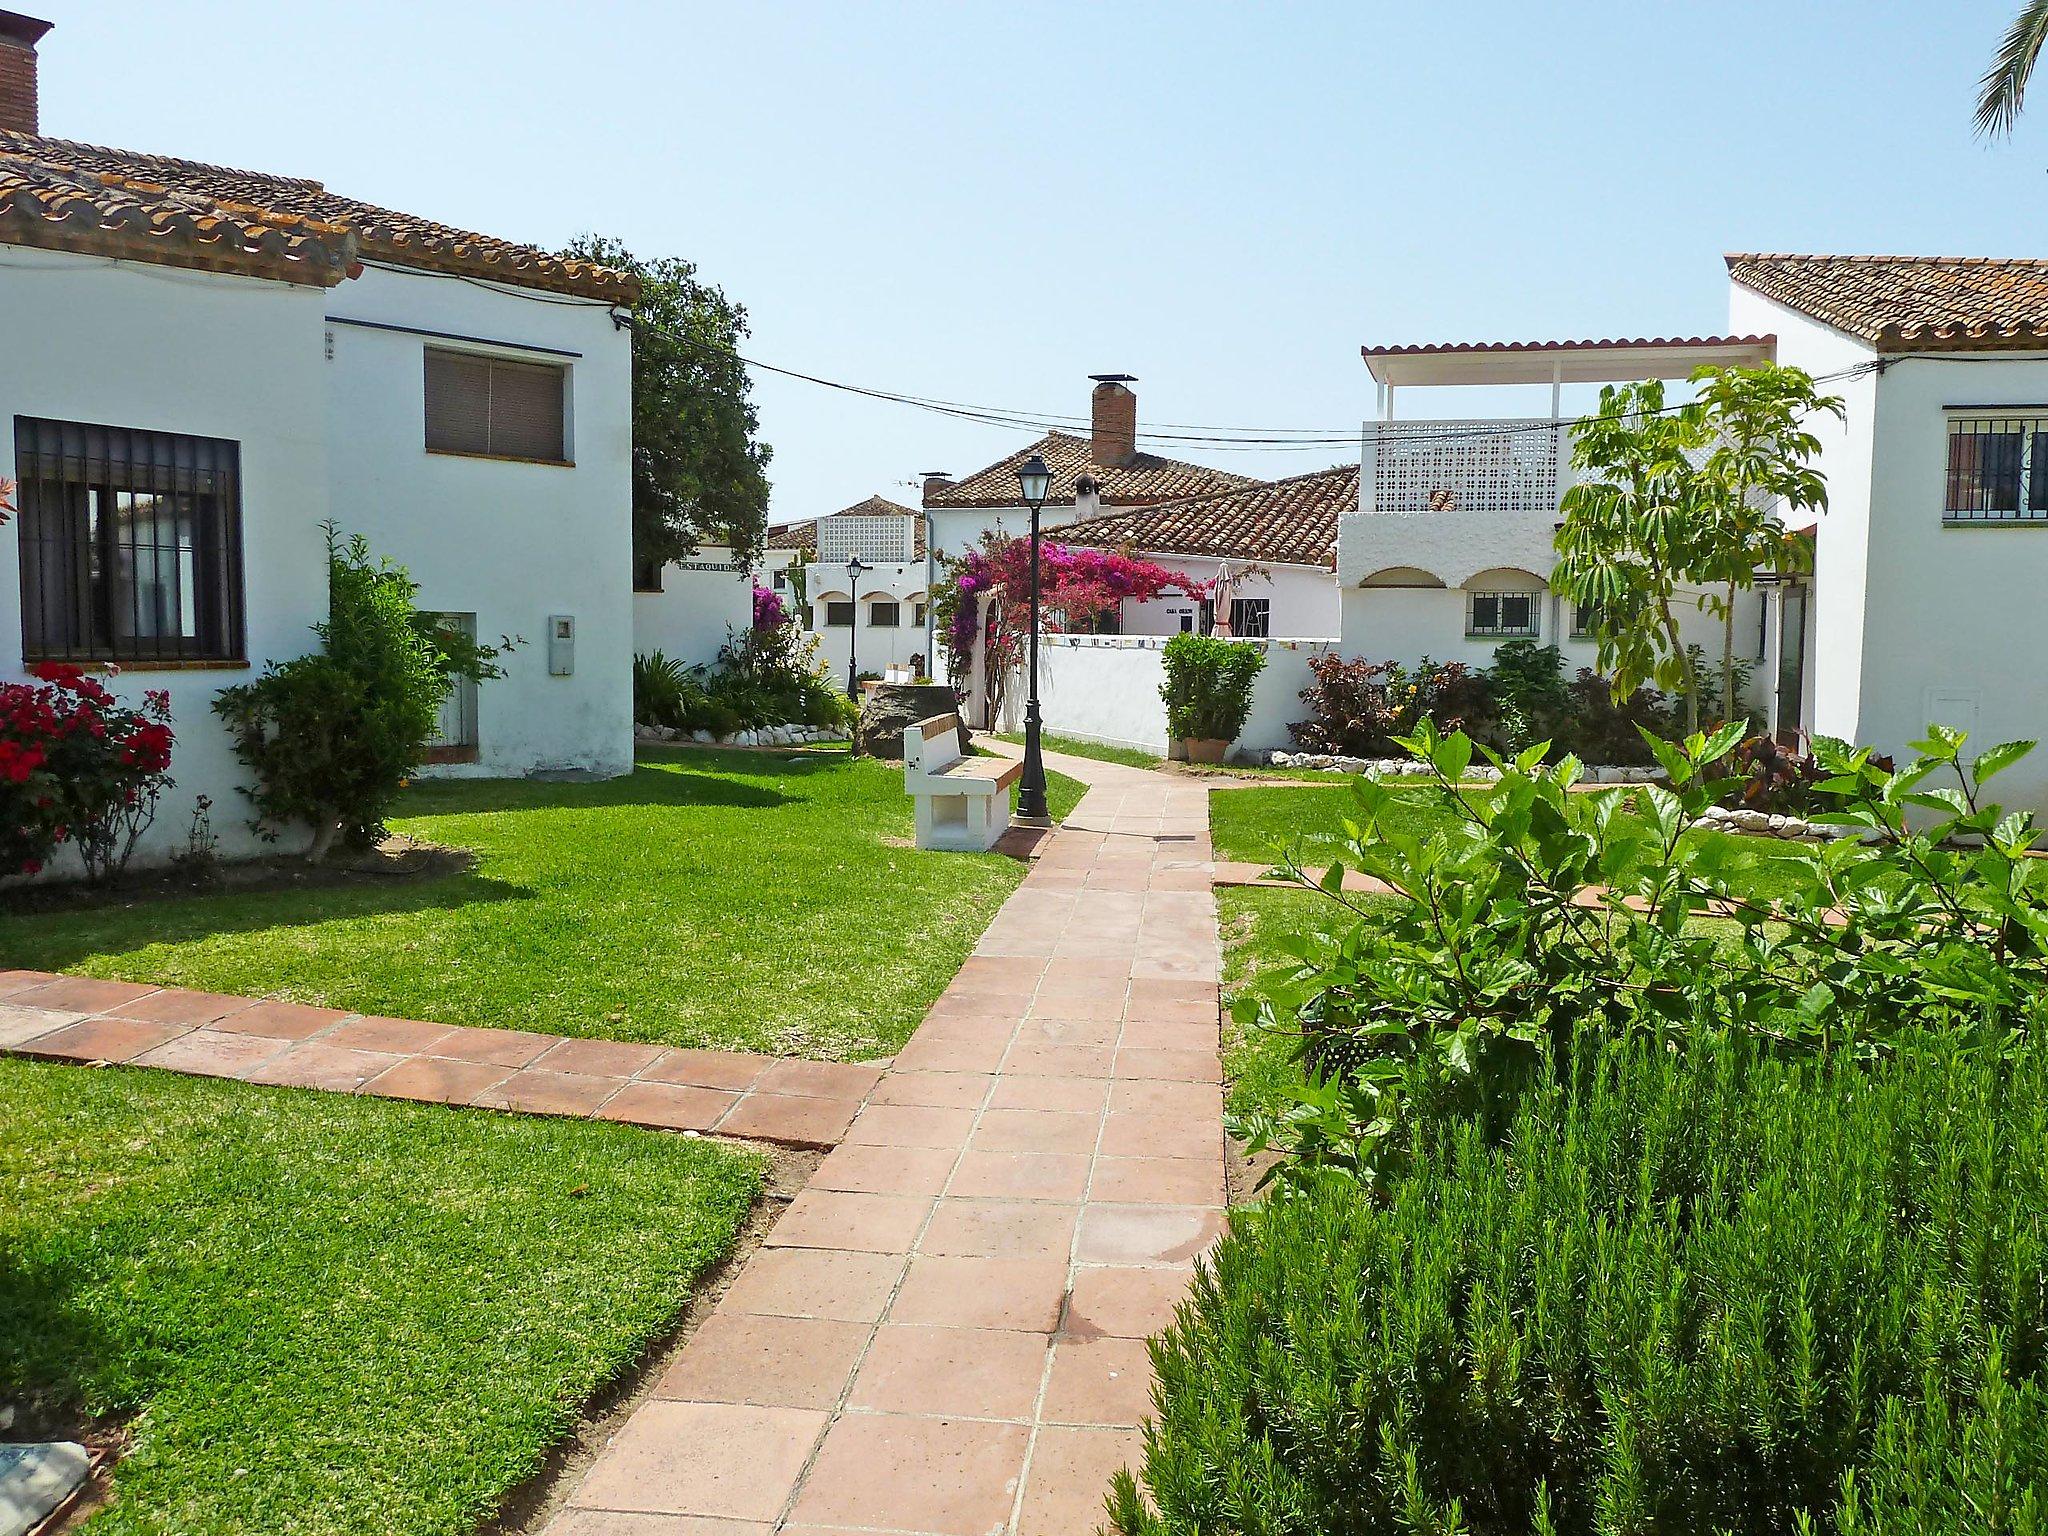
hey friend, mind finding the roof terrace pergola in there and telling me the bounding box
[1360,335,1777,416]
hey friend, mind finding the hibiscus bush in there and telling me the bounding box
[0,663,175,883]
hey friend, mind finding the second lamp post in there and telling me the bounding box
[1014,453,1052,824]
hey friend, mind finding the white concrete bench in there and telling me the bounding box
[904,713,1022,852]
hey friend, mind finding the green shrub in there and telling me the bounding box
[1112,1031,2048,1536]
[1161,634,1265,744]
[214,525,504,858]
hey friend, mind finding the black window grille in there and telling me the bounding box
[1228,597,1271,637]
[1945,413,2048,522]
[15,416,245,664]
[1469,591,1538,638]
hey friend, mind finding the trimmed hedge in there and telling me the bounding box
[1111,1034,2048,1535]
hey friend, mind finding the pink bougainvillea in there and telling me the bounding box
[934,534,1178,721]
[752,584,787,630]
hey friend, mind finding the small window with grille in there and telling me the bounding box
[1468,591,1539,638]
[1944,411,2048,522]
[1571,598,1602,639]
[424,348,568,463]
[1228,597,1271,637]
[14,416,246,664]
[869,599,901,628]
[824,600,856,627]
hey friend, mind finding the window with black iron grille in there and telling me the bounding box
[1228,597,1271,637]
[424,348,568,463]
[1468,591,1538,638]
[14,416,245,664]
[1944,411,2048,522]
[1571,598,1602,639]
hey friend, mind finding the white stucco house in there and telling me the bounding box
[0,12,636,864]
[776,496,931,685]
[633,544,754,671]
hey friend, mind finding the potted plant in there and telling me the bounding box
[1160,633,1266,763]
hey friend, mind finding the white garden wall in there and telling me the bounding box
[1035,635,1335,756]
[634,549,755,670]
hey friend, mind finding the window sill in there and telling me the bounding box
[423,744,480,765]
[24,657,251,673]
[426,448,575,469]
[1466,633,1540,642]
[1942,514,2048,527]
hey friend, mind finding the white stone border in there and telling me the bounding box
[635,722,850,748]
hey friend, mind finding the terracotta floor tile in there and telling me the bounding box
[949,1149,1091,1203]
[0,1005,85,1048]
[1116,1018,1217,1051]
[1115,1047,1220,1084]
[321,1015,454,1054]
[426,1024,562,1068]
[655,1312,868,1409]
[0,970,57,998]
[717,1093,857,1146]
[848,1324,1050,1420]
[1011,1016,1119,1050]
[130,1028,289,1078]
[723,1248,904,1323]
[766,1189,932,1253]
[359,1055,513,1106]
[8,976,159,1014]
[546,1512,769,1536]
[246,1041,405,1092]
[1042,1335,1156,1426]
[1001,1041,1115,1079]
[535,1037,666,1079]
[1089,1155,1225,1207]
[473,1069,620,1117]
[867,1070,992,1110]
[970,1108,1100,1157]
[1064,1266,1197,1339]
[1108,1079,1222,1117]
[988,1075,1109,1114]
[17,1016,185,1063]
[1076,1204,1224,1267]
[1016,1425,1146,1536]
[813,1143,958,1197]
[599,1080,738,1133]
[951,955,1048,993]
[842,1103,978,1149]
[888,1034,1010,1074]
[919,1198,1078,1260]
[210,1000,350,1041]
[103,988,258,1027]
[788,1413,1030,1535]
[569,1400,826,1521]
[641,1048,767,1092]
[754,1058,883,1100]
[1099,1111,1224,1162]
[888,1255,1070,1332]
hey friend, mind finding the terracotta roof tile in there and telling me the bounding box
[923,430,1256,509]
[766,520,817,553]
[0,152,357,286]
[0,130,634,301]
[1056,463,1355,569]
[1726,253,2048,351]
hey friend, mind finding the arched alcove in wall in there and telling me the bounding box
[1357,565,1447,588]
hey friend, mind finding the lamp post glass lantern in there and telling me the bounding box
[1015,453,1052,824]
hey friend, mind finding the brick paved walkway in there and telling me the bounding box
[0,975,880,1147]
[547,750,1222,1535]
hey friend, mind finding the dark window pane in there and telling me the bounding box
[825,601,855,627]
[869,601,901,628]
[1946,427,2023,514]
[424,351,492,455]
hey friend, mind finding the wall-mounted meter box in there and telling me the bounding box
[547,615,575,676]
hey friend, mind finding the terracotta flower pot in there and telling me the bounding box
[1183,737,1230,765]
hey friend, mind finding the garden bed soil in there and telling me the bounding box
[0,836,474,918]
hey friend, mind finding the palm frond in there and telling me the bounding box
[1976,0,2048,136]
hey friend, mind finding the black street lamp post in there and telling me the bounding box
[1014,453,1053,824]
[845,555,869,701]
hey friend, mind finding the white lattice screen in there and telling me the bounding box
[817,515,915,563]
[1367,420,1563,515]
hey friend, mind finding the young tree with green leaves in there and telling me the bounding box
[562,236,772,568]
[1554,378,1713,734]
[1687,364,1842,725]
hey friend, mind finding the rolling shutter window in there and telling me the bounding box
[425,349,566,461]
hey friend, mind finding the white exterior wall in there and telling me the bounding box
[927,502,1089,563]
[324,265,634,779]
[634,547,755,669]
[1114,559,1340,639]
[806,559,930,682]
[1036,634,1334,756]
[0,249,332,865]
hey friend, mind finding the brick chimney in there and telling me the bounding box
[920,470,953,506]
[1089,374,1138,467]
[0,12,51,136]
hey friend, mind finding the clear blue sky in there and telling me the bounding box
[40,1,2048,521]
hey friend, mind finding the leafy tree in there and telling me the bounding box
[1554,379,1713,733]
[563,237,772,567]
[1687,363,1842,724]
[1977,0,2048,135]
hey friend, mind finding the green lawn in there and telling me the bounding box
[991,730,1163,770]
[0,1058,761,1536]
[0,748,1083,1059]
[1209,782,1811,902]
